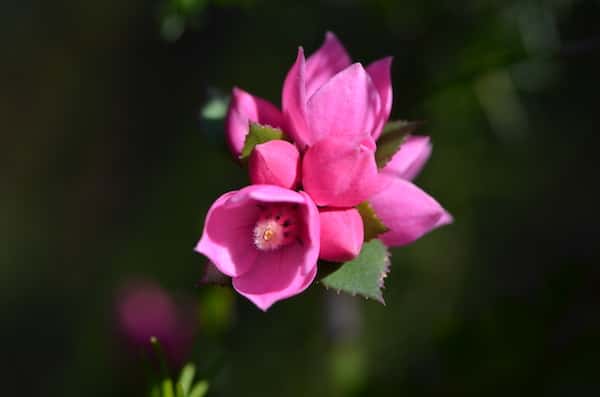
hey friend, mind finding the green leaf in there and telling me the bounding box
[162,378,176,397]
[177,364,196,397]
[188,380,210,397]
[356,202,389,241]
[375,120,423,168]
[320,239,390,304]
[239,122,284,161]
[176,383,185,397]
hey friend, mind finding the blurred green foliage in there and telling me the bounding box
[1,0,599,396]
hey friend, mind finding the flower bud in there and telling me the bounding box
[318,208,364,262]
[249,140,300,189]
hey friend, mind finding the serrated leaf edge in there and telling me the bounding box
[320,240,391,305]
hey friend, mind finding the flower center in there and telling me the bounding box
[253,204,300,251]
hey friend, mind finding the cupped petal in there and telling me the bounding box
[232,249,318,311]
[382,135,432,180]
[249,140,301,189]
[282,48,311,149]
[225,87,284,157]
[195,191,260,277]
[306,63,381,144]
[318,207,364,262]
[297,191,321,273]
[367,57,393,140]
[305,32,352,99]
[369,178,452,247]
[302,136,383,207]
[232,190,320,311]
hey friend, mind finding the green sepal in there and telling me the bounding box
[356,201,389,241]
[320,239,391,304]
[239,122,285,161]
[375,120,423,168]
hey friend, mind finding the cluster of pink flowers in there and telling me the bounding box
[196,33,452,311]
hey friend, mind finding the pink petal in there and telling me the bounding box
[232,249,318,311]
[225,87,284,157]
[306,63,381,144]
[282,48,312,149]
[318,208,364,262]
[232,190,320,311]
[367,57,393,140]
[297,190,321,274]
[195,191,259,277]
[369,178,452,247]
[249,140,301,189]
[302,136,383,207]
[242,184,307,205]
[382,135,432,180]
[305,32,352,99]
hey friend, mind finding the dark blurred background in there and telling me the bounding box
[2,0,599,395]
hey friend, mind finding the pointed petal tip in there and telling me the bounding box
[437,211,454,227]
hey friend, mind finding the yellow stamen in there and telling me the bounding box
[263,228,274,241]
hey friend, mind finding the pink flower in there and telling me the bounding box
[116,280,196,368]
[195,185,320,311]
[200,33,453,309]
[282,33,392,147]
[225,32,392,155]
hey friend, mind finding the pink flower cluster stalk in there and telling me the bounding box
[196,32,452,311]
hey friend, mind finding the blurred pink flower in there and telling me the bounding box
[116,280,195,368]
[195,185,320,311]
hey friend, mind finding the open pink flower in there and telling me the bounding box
[225,32,393,156]
[282,33,392,148]
[195,185,320,311]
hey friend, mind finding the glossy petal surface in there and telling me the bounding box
[366,57,393,140]
[370,178,452,247]
[318,208,364,262]
[249,140,301,189]
[302,136,382,207]
[383,135,432,180]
